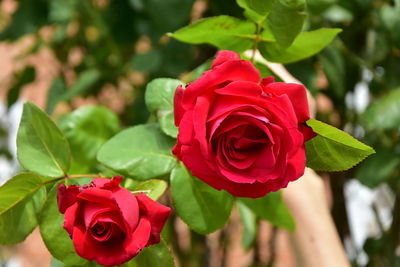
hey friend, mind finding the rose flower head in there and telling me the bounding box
[173,50,315,198]
[57,176,171,266]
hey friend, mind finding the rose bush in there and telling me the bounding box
[173,50,315,198]
[57,176,171,266]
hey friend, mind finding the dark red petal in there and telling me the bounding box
[72,223,129,267]
[214,80,262,98]
[63,202,79,235]
[300,123,317,141]
[77,187,116,208]
[123,217,152,260]
[263,82,310,123]
[112,187,140,232]
[136,194,171,246]
[285,145,307,182]
[193,95,214,155]
[82,202,115,229]
[182,60,260,109]
[57,184,80,214]
[211,50,241,68]
[174,85,185,126]
[102,176,123,190]
[260,76,275,87]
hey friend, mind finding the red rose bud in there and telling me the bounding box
[57,176,171,266]
[173,50,316,198]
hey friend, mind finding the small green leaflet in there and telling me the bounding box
[259,28,342,63]
[124,240,175,267]
[134,179,168,201]
[170,163,233,234]
[97,124,176,180]
[267,0,306,48]
[0,173,47,244]
[305,119,375,171]
[58,105,120,165]
[17,102,71,178]
[145,78,183,113]
[145,78,182,138]
[170,16,256,52]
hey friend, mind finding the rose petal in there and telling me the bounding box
[174,85,185,126]
[211,50,241,68]
[136,193,171,246]
[263,82,310,123]
[73,224,128,267]
[101,176,123,190]
[77,187,117,208]
[260,76,275,87]
[193,95,214,155]
[57,184,79,214]
[215,80,262,98]
[181,60,260,109]
[63,202,79,235]
[83,201,115,229]
[123,217,152,260]
[112,187,140,232]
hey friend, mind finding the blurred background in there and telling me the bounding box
[0,0,399,266]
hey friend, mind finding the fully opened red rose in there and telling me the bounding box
[172,50,315,198]
[57,176,171,266]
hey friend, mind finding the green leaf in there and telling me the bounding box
[267,0,306,48]
[46,77,66,115]
[39,183,87,266]
[259,28,342,63]
[305,119,375,171]
[0,174,47,244]
[62,69,100,101]
[356,150,400,189]
[170,16,256,52]
[237,201,257,249]
[124,240,174,267]
[244,0,276,15]
[58,106,120,165]
[46,71,100,115]
[134,179,168,201]
[239,192,294,231]
[17,102,71,178]
[236,0,276,23]
[159,110,178,138]
[145,78,184,113]
[170,164,233,234]
[97,124,177,180]
[361,88,400,130]
[145,78,182,138]
[0,173,44,215]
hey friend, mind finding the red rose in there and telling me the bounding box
[57,176,171,266]
[172,50,315,198]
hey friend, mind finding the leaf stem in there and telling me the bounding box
[251,23,262,63]
[251,16,268,63]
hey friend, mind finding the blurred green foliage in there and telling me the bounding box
[1,0,400,266]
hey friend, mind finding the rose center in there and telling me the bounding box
[91,222,110,238]
[230,126,267,153]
